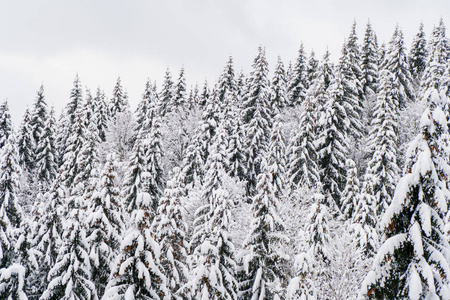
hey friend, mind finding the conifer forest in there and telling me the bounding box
[2,18,450,300]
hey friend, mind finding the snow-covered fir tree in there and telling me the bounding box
[241,47,273,197]
[420,18,450,100]
[34,107,58,189]
[85,154,125,298]
[306,50,319,89]
[93,87,110,142]
[103,173,168,300]
[152,168,189,300]
[270,56,289,114]
[29,85,49,163]
[361,21,379,99]
[340,159,360,220]
[56,74,83,164]
[17,109,35,173]
[286,252,317,300]
[365,69,400,218]
[174,67,187,110]
[409,22,428,83]
[359,89,450,299]
[238,166,288,300]
[381,25,416,109]
[160,68,175,117]
[316,75,350,208]
[288,43,308,106]
[40,202,97,300]
[109,77,129,120]
[0,102,13,150]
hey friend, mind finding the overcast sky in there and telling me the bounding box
[0,0,449,125]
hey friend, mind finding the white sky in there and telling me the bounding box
[0,0,448,125]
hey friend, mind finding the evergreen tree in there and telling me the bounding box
[17,109,35,173]
[361,21,379,98]
[286,253,317,300]
[152,168,189,300]
[306,50,319,89]
[409,22,428,82]
[288,43,308,106]
[85,154,125,298]
[270,56,289,114]
[238,168,288,300]
[93,87,109,142]
[135,80,157,136]
[144,116,165,213]
[121,138,148,214]
[199,79,210,107]
[30,85,48,159]
[174,67,187,109]
[34,108,58,188]
[316,76,350,208]
[40,204,97,300]
[381,25,416,109]
[337,22,364,139]
[183,133,238,299]
[0,101,13,150]
[0,133,29,300]
[358,90,450,299]
[57,74,83,163]
[287,80,321,189]
[103,174,168,300]
[32,177,67,298]
[227,115,246,184]
[351,175,378,257]
[241,47,273,196]
[59,106,86,192]
[420,18,450,99]
[160,68,175,116]
[266,118,287,199]
[110,77,129,120]
[72,93,101,194]
[365,70,400,218]
[340,159,360,220]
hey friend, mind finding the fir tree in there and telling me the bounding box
[30,85,48,159]
[59,106,86,192]
[409,22,428,82]
[420,18,450,99]
[17,109,35,173]
[381,25,416,109]
[337,22,364,139]
[340,159,360,220]
[110,77,129,120]
[135,80,157,136]
[57,74,83,163]
[241,47,273,196]
[306,50,319,89]
[160,68,175,116]
[316,76,350,208]
[174,67,187,109]
[266,118,287,199]
[32,177,67,298]
[0,101,13,150]
[121,138,148,214]
[351,175,378,257]
[93,88,109,142]
[286,253,317,300]
[34,108,58,188]
[103,174,168,300]
[361,21,379,98]
[270,56,289,114]
[238,168,288,300]
[287,81,321,189]
[85,154,125,298]
[365,70,400,218]
[359,90,450,299]
[288,43,308,106]
[152,168,189,300]
[40,205,97,300]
